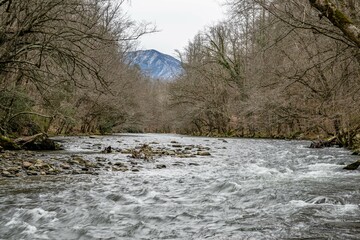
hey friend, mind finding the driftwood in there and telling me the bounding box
[309,136,338,149]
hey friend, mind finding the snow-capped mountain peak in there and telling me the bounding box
[127,49,183,80]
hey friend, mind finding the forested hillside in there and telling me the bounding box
[0,0,157,136]
[167,0,360,148]
[1,0,359,149]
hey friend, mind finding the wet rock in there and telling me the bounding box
[14,133,61,150]
[197,151,211,156]
[188,162,200,166]
[26,170,38,176]
[172,161,186,166]
[34,159,44,168]
[85,161,98,168]
[172,144,182,148]
[114,162,126,167]
[131,168,140,172]
[102,146,112,153]
[72,170,82,175]
[343,160,360,170]
[7,166,21,173]
[156,164,166,169]
[121,149,132,154]
[170,141,179,144]
[0,136,20,150]
[60,163,71,169]
[68,159,80,165]
[22,161,33,168]
[112,166,128,172]
[95,157,107,162]
[89,135,100,139]
[165,150,176,156]
[2,170,14,177]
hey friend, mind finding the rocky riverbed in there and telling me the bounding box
[0,138,213,178]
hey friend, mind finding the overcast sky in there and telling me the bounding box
[123,0,226,57]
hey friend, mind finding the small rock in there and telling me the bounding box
[102,146,112,153]
[23,161,33,168]
[166,150,176,156]
[34,159,44,167]
[114,162,126,167]
[72,170,81,175]
[170,141,179,144]
[121,149,132,154]
[112,166,128,172]
[60,164,71,169]
[68,160,78,165]
[7,166,21,173]
[172,144,182,148]
[2,170,14,177]
[173,161,186,166]
[197,151,211,156]
[26,170,38,176]
[189,162,200,166]
[132,168,140,172]
[156,164,166,169]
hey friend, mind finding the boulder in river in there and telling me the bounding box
[343,160,360,170]
[0,135,20,150]
[14,133,61,150]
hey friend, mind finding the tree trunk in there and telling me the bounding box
[309,0,360,48]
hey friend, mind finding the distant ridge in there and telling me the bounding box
[127,49,184,80]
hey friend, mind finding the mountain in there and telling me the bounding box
[127,49,183,80]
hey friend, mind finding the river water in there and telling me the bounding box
[0,134,360,239]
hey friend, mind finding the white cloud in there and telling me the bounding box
[123,0,226,57]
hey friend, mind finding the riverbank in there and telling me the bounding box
[0,136,213,178]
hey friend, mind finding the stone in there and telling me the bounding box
[23,161,33,168]
[188,162,200,166]
[172,144,183,148]
[34,159,44,167]
[102,146,112,153]
[2,170,14,177]
[0,136,21,150]
[114,162,126,167]
[60,164,71,169]
[26,170,38,176]
[343,160,360,170]
[166,150,176,156]
[14,133,61,150]
[112,166,128,172]
[7,166,21,173]
[156,164,166,169]
[197,151,211,156]
[131,168,140,172]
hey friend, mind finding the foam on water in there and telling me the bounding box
[1,134,360,239]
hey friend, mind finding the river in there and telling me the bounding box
[0,133,360,239]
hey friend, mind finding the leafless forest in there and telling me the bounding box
[1,0,359,148]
